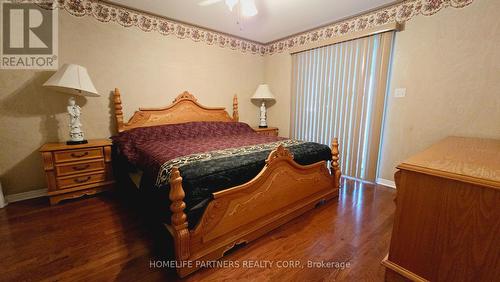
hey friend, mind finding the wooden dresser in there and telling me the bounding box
[382,136,500,282]
[40,139,115,205]
[252,126,279,136]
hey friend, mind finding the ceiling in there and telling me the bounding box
[107,0,398,43]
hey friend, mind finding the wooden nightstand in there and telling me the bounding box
[39,139,115,205]
[252,127,279,136]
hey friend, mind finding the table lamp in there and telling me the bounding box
[251,84,275,128]
[43,64,99,145]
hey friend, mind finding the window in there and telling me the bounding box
[291,32,394,181]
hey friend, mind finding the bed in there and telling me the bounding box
[112,88,341,277]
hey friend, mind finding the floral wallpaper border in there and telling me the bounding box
[37,0,474,56]
[38,0,267,55]
[266,0,474,55]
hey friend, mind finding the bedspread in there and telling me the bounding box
[112,121,332,228]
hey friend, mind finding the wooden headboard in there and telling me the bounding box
[113,88,239,132]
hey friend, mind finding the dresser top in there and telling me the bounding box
[39,139,112,152]
[398,136,500,189]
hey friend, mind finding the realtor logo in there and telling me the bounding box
[1,1,58,69]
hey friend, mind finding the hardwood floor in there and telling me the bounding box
[0,179,395,282]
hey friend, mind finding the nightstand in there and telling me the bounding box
[39,139,115,205]
[252,127,279,136]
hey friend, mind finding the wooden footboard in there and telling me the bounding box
[112,90,341,276]
[167,139,341,277]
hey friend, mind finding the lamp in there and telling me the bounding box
[251,84,275,128]
[43,63,99,145]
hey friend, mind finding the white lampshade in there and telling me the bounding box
[251,84,275,101]
[43,64,99,97]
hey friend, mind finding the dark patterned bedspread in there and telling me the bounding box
[112,121,332,228]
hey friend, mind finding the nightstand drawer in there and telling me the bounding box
[55,159,105,176]
[252,127,279,137]
[40,139,114,205]
[56,172,107,190]
[54,148,103,163]
[257,130,278,136]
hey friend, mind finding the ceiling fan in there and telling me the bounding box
[198,0,258,17]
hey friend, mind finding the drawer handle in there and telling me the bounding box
[73,164,90,171]
[74,176,91,183]
[71,152,89,158]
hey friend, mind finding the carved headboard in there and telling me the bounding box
[113,88,239,132]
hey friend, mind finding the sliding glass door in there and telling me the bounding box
[291,32,394,181]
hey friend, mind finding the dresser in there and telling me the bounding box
[252,126,279,136]
[40,139,115,205]
[382,137,500,282]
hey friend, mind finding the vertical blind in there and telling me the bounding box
[291,32,394,181]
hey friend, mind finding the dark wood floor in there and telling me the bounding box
[0,179,395,282]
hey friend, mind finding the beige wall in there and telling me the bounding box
[0,12,265,195]
[378,0,500,181]
[264,52,292,138]
[1,0,498,196]
[264,0,500,182]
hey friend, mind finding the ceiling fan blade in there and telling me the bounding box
[198,0,223,6]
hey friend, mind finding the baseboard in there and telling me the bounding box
[376,178,396,189]
[381,254,428,282]
[341,176,396,189]
[3,180,394,203]
[342,175,375,185]
[5,188,48,203]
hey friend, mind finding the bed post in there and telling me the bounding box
[113,88,124,132]
[331,138,342,189]
[233,94,239,122]
[169,167,190,261]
